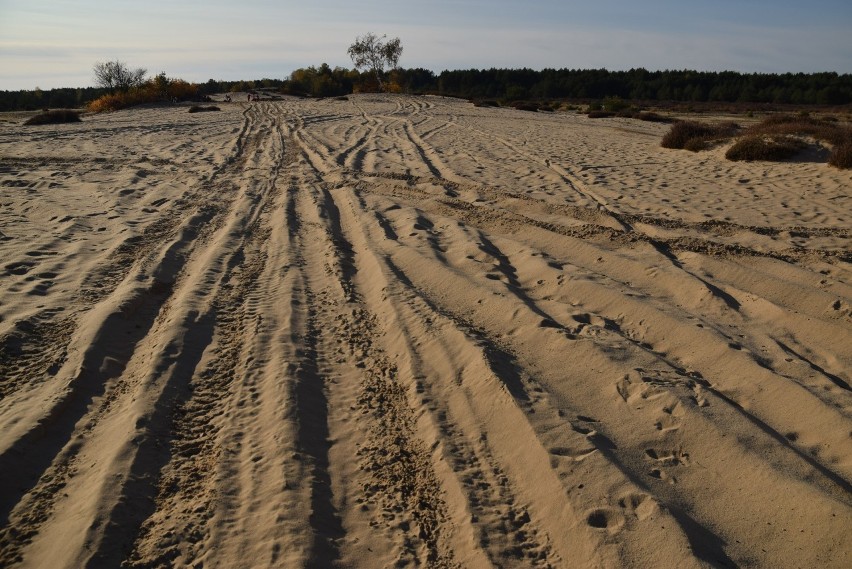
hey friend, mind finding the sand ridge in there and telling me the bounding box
[0,95,850,568]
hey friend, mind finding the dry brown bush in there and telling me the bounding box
[188,105,220,113]
[725,136,804,161]
[661,121,739,150]
[828,142,852,169]
[24,110,81,125]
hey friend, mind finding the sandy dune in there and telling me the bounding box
[0,95,850,568]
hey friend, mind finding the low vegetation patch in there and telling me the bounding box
[660,112,852,168]
[587,106,673,122]
[828,142,852,169]
[725,135,804,161]
[661,121,740,151]
[88,76,200,113]
[188,105,220,113]
[471,99,499,108]
[24,109,81,125]
[747,114,849,146]
[510,101,540,112]
[636,111,672,123]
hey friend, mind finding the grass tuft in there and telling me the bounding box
[828,142,852,169]
[24,110,81,125]
[510,101,540,112]
[188,105,220,113]
[724,136,803,161]
[661,121,739,150]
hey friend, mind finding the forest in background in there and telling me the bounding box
[2,67,851,112]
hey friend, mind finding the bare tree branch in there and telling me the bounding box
[93,60,147,93]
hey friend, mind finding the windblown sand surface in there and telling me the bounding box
[1,95,850,568]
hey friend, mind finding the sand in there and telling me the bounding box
[0,95,850,568]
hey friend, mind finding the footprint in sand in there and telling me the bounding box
[618,492,658,521]
[585,507,625,533]
[654,401,685,432]
[615,372,667,405]
[5,261,35,276]
[645,447,690,466]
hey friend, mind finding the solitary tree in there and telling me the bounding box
[347,33,402,91]
[93,60,147,93]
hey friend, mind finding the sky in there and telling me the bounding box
[1,0,851,90]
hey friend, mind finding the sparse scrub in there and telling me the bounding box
[661,121,739,150]
[637,111,672,123]
[88,76,200,112]
[602,96,631,113]
[188,105,220,113]
[721,114,852,167]
[746,114,851,146]
[510,101,539,112]
[683,138,710,152]
[828,142,852,169]
[725,135,803,161]
[24,109,82,125]
[587,106,673,122]
[472,99,499,107]
[662,112,852,166]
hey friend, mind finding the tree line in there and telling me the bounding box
[3,67,850,112]
[278,66,852,105]
[430,68,852,105]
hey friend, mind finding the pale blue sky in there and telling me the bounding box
[1,0,850,90]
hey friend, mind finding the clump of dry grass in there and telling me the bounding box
[188,105,220,113]
[587,107,673,122]
[661,112,852,168]
[510,101,540,112]
[725,135,804,161]
[828,142,852,169]
[24,110,81,125]
[747,114,849,146]
[738,114,852,168]
[636,111,673,123]
[661,121,739,151]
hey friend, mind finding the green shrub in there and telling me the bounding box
[587,110,616,118]
[24,109,81,125]
[188,105,220,113]
[472,99,499,107]
[602,96,631,112]
[725,135,803,161]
